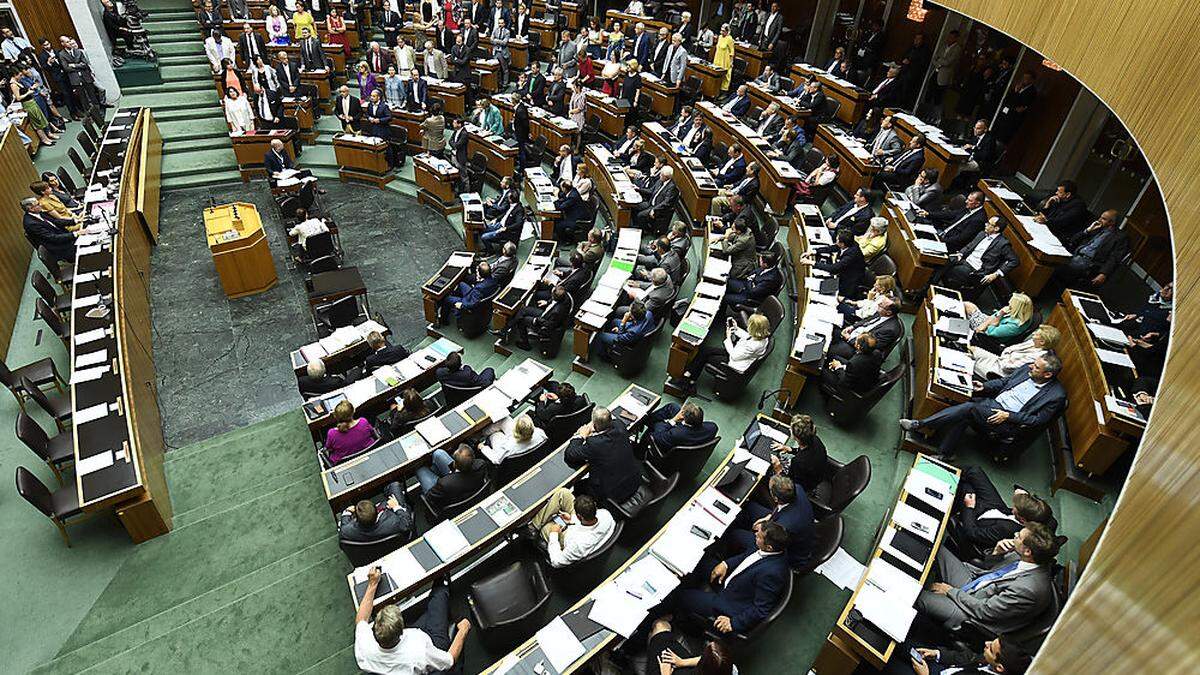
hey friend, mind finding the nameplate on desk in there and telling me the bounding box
[75,349,108,370]
[72,365,110,383]
[75,400,119,426]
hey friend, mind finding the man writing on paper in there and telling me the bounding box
[354,569,471,674]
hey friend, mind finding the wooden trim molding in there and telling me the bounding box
[936,2,1198,672]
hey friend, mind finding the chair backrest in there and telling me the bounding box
[574,517,623,565]
[337,531,408,566]
[35,298,67,340]
[612,317,666,377]
[468,559,551,629]
[37,246,65,282]
[56,167,78,194]
[0,360,17,391]
[308,254,341,274]
[712,336,775,399]
[15,411,51,461]
[15,466,55,519]
[89,105,105,127]
[76,131,97,159]
[549,398,594,446]
[757,295,786,334]
[426,473,493,520]
[739,571,793,642]
[802,147,825,172]
[469,151,489,173]
[20,376,58,420]
[796,513,845,575]
[654,434,721,482]
[305,231,338,260]
[868,253,897,278]
[30,271,59,307]
[68,147,90,177]
[823,97,841,122]
[321,296,360,329]
[442,380,488,408]
[826,455,871,514]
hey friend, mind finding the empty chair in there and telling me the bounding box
[312,296,362,336]
[306,254,341,275]
[88,104,106,127]
[820,361,906,426]
[546,397,594,448]
[680,76,702,105]
[31,271,71,317]
[16,412,74,485]
[420,473,493,521]
[76,131,97,161]
[20,376,72,432]
[441,380,489,408]
[15,466,84,546]
[35,298,70,347]
[81,116,101,145]
[468,559,552,634]
[581,114,602,146]
[525,136,547,169]
[56,166,81,196]
[736,295,785,333]
[808,455,871,518]
[795,514,845,576]
[68,146,91,179]
[37,245,73,287]
[338,531,409,567]
[466,151,489,193]
[1,357,65,412]
[606,462,679,522]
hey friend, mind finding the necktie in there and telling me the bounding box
[962,562,1020,592]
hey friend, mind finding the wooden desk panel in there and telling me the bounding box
[792,63,870,125]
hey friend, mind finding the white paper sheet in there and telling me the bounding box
[1096,347,1135,369]
[74,327,108,345]
[77,450,114,475]
[424,519,470,562]
[904,470,954,513]
[1086,322,1129,345]
[72,365,109,383]
[379,547,427,592]
[892,501,940,542]
[74,402,111,425]
[479,490,523,527]
[76,349,108,368]
[814,547,867,590]
[535,617,587,672]
[731,447,770,475]
[588,583,648,638]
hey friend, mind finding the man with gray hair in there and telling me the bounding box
[901,355,1067,458]
[634,165,679,231]
[22,197,78,262]
[354,570,471,673]
[564,406,644,503]
[620,266,675,319]
[296,359,352,397]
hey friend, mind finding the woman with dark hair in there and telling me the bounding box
[40,172,81,212]
[645,618,737,674]
[220,58,245,96]
[770,413,827,493]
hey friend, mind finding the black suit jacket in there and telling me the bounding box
[338,503,414,542]
[435,364,495,389]
[363,344,410,370]
[952,465,1023,553]
[275,61,303,91]
[827,201,873,236]
[1067,226,1129,277]
[564,419,642,502]
[450,127,469,166]
[297,372,349,397]
[263,149,293,176]
[533,297,572,332]
[23,212,75,258]
[238,32,268,65]
[815,243,866,297]
[426,458,487,510]
[1041,195,1090,238]
[335,94,362,122]
[936,207,987,252]
[847,314,903,354]
[967,132,999,171]
[957,232,1018,277]
[828,348,883,393]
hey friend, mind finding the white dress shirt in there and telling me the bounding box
[964,233,998,270]
[547,509,616,568]
[725,549,782,585]
[353,622,453,675]
[289,217,329,248]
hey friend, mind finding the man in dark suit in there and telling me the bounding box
[723,252,784,312]
[553,179,590,241]
[361,90,392,142]
[297,359,352,397]
[923,190,987,252]
[449,116,469,169]
[902,357,1068,458]
[876,133,927,188]
[673,521,790,635]
[365,41,393,74]
[362,332,410,370]
[502,285,573,350]
[435,352,496,389]
[726,475,814,569]
[721,84,752,117]
[828,297,902,360]
[1035,180,1090,240]
[405,68,429,110]
[479,191,524,251]
[1055,209,1128,288]
[417,444,488,510]
[379,8,404,48]
[647,402,718,452]
[237,23,268,68]
[825,188,874,236]
[792,79,827,112]
[939,217,1019,292]
[531,381,587,431]
[897,636,1032,675]
[564,407,643,503]
[867,65,903,109]
[632,22,656,69]
[337,483,414,542]
[950,466,1056,559]
[442,261,501,318]
[450,33,472,83]
[961,118,999,176]
[298,28,328,73]
[715,145,747,188]
[21,198,77,262]
[274,51,318,105]
[526,63,547,107]
[196,0,223,32]
[333,84,362,131]
[461,18,480,56]
[633,166,679,231]
[263,138,313,185]
[627,141,655,176]
[806,229,867,300]
[759,2,783,52]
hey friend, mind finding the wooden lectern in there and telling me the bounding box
[334,133,393,188]
[204,202,278,298]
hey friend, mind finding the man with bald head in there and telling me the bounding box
[1055,209,1129,288]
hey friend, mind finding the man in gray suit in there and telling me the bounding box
[869,115,904,161]
[915,522,1059,636]
[905,168,944,211]
[557,30,578,79]
[58,36,100,109]
[663,33,689,87]
[491,18,512,86]
[618,268,675,320]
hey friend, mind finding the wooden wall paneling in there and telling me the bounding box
[1127,181,1172,285]
[937,2,1199,673]
[11,0,79,43]
[0,128,38,359]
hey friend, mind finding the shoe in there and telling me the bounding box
[487,328,505,336]
[899,418,920,431]
[315,188,328,195]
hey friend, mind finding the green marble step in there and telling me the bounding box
[120,89,218,109]
[144,19,200,36]
[158,53,209,66]
[153,41,205,57]
[157,117,233,140]
[160,63,214,80]
[148,106,226,122]
[161,168,244,190]
[122,80,200,95]
[161,147,239,177]
[163,137,232,154]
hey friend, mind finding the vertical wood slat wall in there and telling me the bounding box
[0,128,38,359]
[11,0,79,44]
[938,2,1199,672]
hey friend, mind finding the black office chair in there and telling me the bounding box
[68,146,91,179]
[441,379,489,408]
[731,57,749,83]
[76,131,98,161]
[466,151,489,192]
[702,572,793,644]
[35,298,70,347]
[582,114,603,146]
[526,136,547,169]
[680,76,702,105]
[645,434,721,484]
[525,295,574,359]
[37,246,73,287]
[338,531,410,567]
[276,180,317,219]
[708,142,728,171]
[293,232,342,269]
[801,147,826,173]
[820,98,841,125]
[821,361,907,426]
[317,435,378,470]
[808,455,872,519]
[606,462,679,523]
[81,116,101,145]
[704,336,775,400]
[88,104,106,127]
[312,296,363,337]
[421,474,493,521]
[607,316,666,377]
[468,559,552,636]
[56,166,82,197]
[31,271,70,317]
[950,562,1064,653]
[495,437,553,486]
[305,254,342,275]
[735,295,785,333]
[1,358,65,414]
[15,466,84,547]
[795,513,845,576]
[546,398,594,448]
[455,287,501,338]
[16,411,74,486]
[20,376,72,432]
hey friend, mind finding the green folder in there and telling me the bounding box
[610,259,634,273]
[679,320,708,338]
[915,458,959,490]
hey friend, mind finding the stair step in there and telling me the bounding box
[158,53,209,65]
[144,19,200,34]
[123,80,201,94]
[160,63,214,80]
[164,137,231,154]
[162,168,244,190]
[157,117,233,139]
[153,42,205,57]
[120,88,218,108]
[149,107,225,122]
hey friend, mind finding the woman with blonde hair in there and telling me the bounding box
[479,413,548,464]
[678,312,771,389]
[841,274,898,321]
[713,23,735,91]
[970,324,1061,379]
[266,5,290,44]
[964,292,1034,339]
[325,401,377,464]
[856,217,888,261]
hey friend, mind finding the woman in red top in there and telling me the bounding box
[326,7,350,58]
[577,50,596,88]
[442,0,461,30]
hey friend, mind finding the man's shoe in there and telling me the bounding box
[899,418,920,431]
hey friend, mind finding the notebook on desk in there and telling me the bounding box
[443,412,472,436]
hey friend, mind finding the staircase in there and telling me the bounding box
[127,0,242,188]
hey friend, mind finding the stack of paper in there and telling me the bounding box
[588,583,648,637]
[814,547,866,590]
[652,521,712,575]
[416,416,452,447]
[904,469,954,513]
[855,559,922,641]
[425,520,470,562]
[535,617,586,672]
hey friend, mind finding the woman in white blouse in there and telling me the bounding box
[572,161,594,201]
[568,80,587,130]
[478,414,547,465]
[223,87,254,133]
[840,274,897,322]
[677,313,771,389]
[970,324,1061,380]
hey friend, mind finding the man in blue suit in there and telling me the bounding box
[722,252,784,313]
[721,84,751,117]
[435,352,496,389]
[443,261,499,318]
[715,145,747,188]
[673,521,790,635]
[647,402,718,451]
[901,356,1068,458]
[595,301,654,360]
[405,68,428,111]
[825,188,874,236]
[479,191,524,252]
[725,475,815,569]
[632,22,655,69]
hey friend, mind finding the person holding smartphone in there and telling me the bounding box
[893,636,1030,675]
[673,313,771,392]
